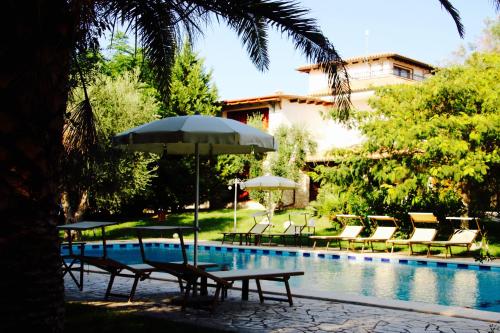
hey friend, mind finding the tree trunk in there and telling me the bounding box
[0,1,74,331]
[61,191,88,224]
[61,191,88,241]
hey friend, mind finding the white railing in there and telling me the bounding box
[348,70,427,81]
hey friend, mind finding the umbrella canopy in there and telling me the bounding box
[113,114,277,266]
[240,175,298,221]
[113,114,276,155]
[240,175,299,190]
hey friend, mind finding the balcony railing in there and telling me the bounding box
[348,70,428,81]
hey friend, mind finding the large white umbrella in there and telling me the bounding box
[240,175,299,219]
[113,114,277,265]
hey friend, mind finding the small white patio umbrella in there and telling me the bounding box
[240,175,298,190]
[113,114,277,266]
[240,175,299,219]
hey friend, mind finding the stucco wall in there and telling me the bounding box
[268,99,365,155]
[279,171,309,208]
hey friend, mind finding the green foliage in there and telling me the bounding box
[236,114,266,178]
[215,114,267,205]
[162,40,220,117]
[68,35,225,214]
[102,32,142,77]
[66,71,160,216]
[268,124,317,181]
[312,51,500,231]
[260,124,317,211]
[145,41,225,211]
[232,122,317,211]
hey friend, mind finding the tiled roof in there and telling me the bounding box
[222,93,333,107]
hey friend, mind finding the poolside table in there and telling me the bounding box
[291,211,315,247]
[222,231,249,245]
[57,221,120,290]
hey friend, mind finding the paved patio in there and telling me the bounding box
[65,271,500,333]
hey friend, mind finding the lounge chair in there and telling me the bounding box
[348,215,398,252]
[386,212,438,254]
[423,217,480,258]
[264,219,302,246]
[58,221,157,301]
[407,212,439,224]
[80,256,157,301]
[135,226,304,311]
[290,211,316,238]
[299,218,316,246]
[221,211,270,245]
[140,259,304,311]
[309,214,365,250]
[386,228,438,254]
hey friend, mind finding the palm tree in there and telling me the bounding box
[0,0,497,331]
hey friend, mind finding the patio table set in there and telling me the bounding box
[58,221,304,312]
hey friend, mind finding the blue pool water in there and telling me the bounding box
[64,243,500,312]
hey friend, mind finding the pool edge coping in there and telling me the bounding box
[76,238,500,268]
[288,287,500,323]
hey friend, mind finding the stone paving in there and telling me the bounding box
[65,271,500,333]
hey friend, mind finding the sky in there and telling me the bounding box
[191,0,498,100]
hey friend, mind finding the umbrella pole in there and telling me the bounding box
[268,191,272,221]
[233,178,237,232]
[194,143,199,267]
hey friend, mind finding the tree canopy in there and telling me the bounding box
[63,35,226,216]
[163,40,220,117]
[312,51,500,224]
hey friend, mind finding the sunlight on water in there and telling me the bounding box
[411,269,438,304]
[450,270,477,309]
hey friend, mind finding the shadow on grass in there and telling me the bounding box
[65,302,228,333]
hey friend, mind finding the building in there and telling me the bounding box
[221,53,435,206]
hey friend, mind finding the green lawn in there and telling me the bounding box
[69,208,499,259]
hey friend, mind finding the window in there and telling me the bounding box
[226,108,269,128]
[393,65,412,79]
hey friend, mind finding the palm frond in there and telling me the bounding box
[104,1,226,102]
[188,0,351,120]
[226,12,269,71]
[63,99,98,155]
[169,2,207,42]
[191,0,270,71]
[438,0,464,38]
[71,1,108,55]
[64,54,98,156]
[68,0,500,124]
[492,0,500,11]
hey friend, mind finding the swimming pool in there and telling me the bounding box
[63,242,500,312]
